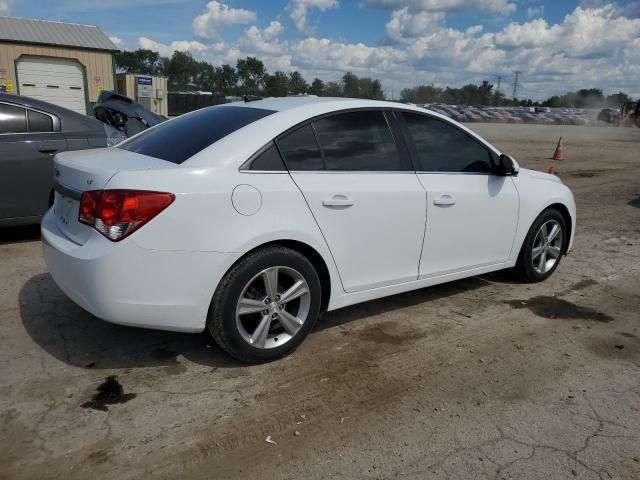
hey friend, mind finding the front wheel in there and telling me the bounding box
[208,246,322,363]
[515,208,566,283]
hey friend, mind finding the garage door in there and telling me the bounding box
[17,57,86,114]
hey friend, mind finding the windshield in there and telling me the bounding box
[118,105,275,164]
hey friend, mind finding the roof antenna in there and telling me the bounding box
[243,95,262,102]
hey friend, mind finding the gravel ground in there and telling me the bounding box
[1,123,639,480]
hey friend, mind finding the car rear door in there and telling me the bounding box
[0,102,66,221]
[398,111,519,278]
[278,109,427,293]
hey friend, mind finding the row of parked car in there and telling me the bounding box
[422,104,593,126]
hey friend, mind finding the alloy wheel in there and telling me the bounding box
[235,266,311,349]
[531,219,563,274]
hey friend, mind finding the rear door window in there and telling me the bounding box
[401,112,493,173]
[27,110,54,132]
[313,110,407,171]
[0,103,27,134]
[276,124,324,171]
[119,105,275,164]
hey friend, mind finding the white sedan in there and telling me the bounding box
[42,97,575,363]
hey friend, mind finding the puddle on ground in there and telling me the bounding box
[357,320,425,345]
[504,296,613,322]
[81,376,136,411]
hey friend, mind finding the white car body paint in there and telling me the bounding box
[42,97,576,333]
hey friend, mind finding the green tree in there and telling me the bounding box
[342,72,360,98]
[264,71,289,97]
[400,85,442,104]
[324,81,342,96]
[166,51,200,91]
[288,71,309,94]
[212,64,238,96]
[358,77,384,100]
[236,57,267,95]
[605,91,631,108]
[114,49,166,75]
[310,78,325,96]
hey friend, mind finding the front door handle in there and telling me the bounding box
[322,194,354,208]
[433,194,456,206]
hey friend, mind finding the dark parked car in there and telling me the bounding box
[0,93,124,227]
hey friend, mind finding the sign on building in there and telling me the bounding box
[136,76,153,98]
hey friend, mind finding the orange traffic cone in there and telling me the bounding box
[547,165,557,175]
[552,137,564,160]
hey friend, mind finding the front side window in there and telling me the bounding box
[313,110,406,171]
[27,110,54,132]
[119,105,275,164]
[0,103,27,134]
[276,124,324,171]
[401,112,493,173]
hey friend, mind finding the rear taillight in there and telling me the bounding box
[79,189,175,241]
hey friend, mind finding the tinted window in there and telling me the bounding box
[402,112,493,173]
[119,106,275,164]
[0,103,27,134]
[27,110,53,132]
[313,110,405,171]
[277,124,323,171]
[247,142,286,171]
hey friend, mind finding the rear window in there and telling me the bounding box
[118,105,275,164]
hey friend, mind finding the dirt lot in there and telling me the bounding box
[1,123,639,480]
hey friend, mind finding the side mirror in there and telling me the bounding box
[496,154,519,176]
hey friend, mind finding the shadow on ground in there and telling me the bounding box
[20,271,492,370]
[0,225,41,245]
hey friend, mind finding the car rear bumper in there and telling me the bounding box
[41,210,241,333]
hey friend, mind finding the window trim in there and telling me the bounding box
[0,101,61,135]
[239,140,288,173]
[395,109,498,175]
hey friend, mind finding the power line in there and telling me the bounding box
[513,71,522,98]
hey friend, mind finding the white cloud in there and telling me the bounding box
[285,0,339,32]
[109,36,125,49]
[526,5,544,19]
[193,1,256,39]
[363,0,516,15]
[138,5,640,100]
[385,7,445,42]
[0,0,11,15]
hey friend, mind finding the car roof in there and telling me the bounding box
[0,92,104,132]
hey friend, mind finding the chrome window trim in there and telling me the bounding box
[0,100,61,134]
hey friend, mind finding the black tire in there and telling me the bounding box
[514,208,567,283]
[207,246,321,363]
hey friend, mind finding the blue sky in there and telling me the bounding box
[3,0,640,99]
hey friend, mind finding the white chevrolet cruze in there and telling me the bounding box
[42,97,576,363]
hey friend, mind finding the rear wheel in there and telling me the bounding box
[208,246,321,363]
[515,208,566,283]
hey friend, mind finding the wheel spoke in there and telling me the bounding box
[532,245,544,259]
[539,225,548,243]
[238,298,267,316]
[538,250,547,272]
[278,309,303,336]
[280,280,308,303]
[547,224,560,242]
[262,268,279,299]
[547,245,561,258]
[250,314,271,348]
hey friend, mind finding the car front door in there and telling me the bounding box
[278,110,427,293]
[0,103,65,222]
[398,111,519,278]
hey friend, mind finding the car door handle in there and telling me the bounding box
[322,195,354,207]
[38,147,58,154]
[433,194,456,206]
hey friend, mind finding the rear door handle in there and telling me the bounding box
[433,194,456,206]
[322,195,354,208]
[38,147,58,154]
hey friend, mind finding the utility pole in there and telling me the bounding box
[492,74,502,93]
[513,70,522,98]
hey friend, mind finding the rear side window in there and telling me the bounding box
[246,142,286,171]
[0,103,27,134]
[401,112,493,173]
[277,124,324,171]
[313,110,406,171]
[27,110,53,132]
[119,105,275,164]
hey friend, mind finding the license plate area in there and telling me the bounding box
[54,192,78,228]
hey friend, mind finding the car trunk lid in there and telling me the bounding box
[53,148,177,245]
